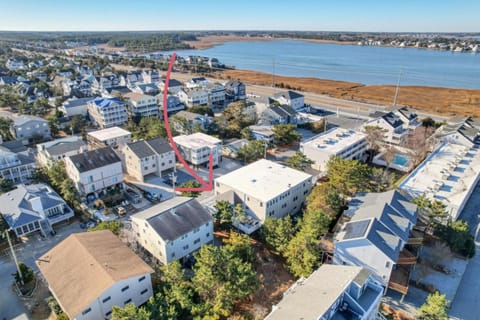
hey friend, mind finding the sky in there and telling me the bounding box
[0,0,478,32]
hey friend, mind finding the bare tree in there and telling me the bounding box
[363,125,388,161]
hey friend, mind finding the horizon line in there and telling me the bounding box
[0,29,479,34]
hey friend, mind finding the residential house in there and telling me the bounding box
[123,137,175,182]
[215,159,313,222]
[141,69,160,84]
[158,78,183,94]
[265,265,383,320]
[87,97,128,128]
[87,127,132,150]
[248,125,275,142]
[131,83,160,96]
[399,142,480,221]
[37,230,154,320]
[334,190,419,295]
[124,92,159,119]
[65,147,123,196]
[177,88,209,107]
[436,116,480,147]
[120,70,144,88]
[300,128,368,172]
[186,77,209,88]
[269,90,305,111]
[173,111,212,134]
[173,132,222,167]
[222,139,248,158]
[395,107,421,131]
[104,86,132,98]
[206,83,226,107]
[61,97,92,118]
[0,142,35,184]
[6,58,26,71]
[131,197,214,264]
[225,80,246,102]
[36,136,87,167]
[208,57,220,68]
[363,111,409,146]
[1,183,74,237]
[91,74,119,94]
[157,94,185,114]
[10,115,51,145]
[261,105,299,125]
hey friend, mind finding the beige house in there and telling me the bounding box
[215,159,313,222]
[37,230,154,320]
[123,137,175,182]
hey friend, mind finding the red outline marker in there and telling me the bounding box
[163,53,214,192]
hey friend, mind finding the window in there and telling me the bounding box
[194,238,200,244]
[141,288,148,295]
[385,261,390,268]
[171,252,175,258]
[124,299,132,305]
[121,285,129,292]
[102,296,111,303]
[183,245,189,250]
[82,308,91,315]
[138,276,146,282]
[105,311,112,317]
[206,232,210,238]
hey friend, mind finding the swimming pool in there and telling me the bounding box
[392,154,410,166]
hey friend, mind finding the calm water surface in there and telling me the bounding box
[172,40,480,89]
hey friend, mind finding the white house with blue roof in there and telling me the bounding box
[87,97,128,128]
[334,190,419,295]
[0,183,74,237]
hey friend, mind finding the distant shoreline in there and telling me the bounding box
[210,68,480,117]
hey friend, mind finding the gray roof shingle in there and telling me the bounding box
[68,147,120,173]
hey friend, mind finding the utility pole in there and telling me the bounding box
[5,230,24,285]
[393,68,403,107]
[272,57,275,88]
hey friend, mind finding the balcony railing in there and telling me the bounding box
[388,266,410,295]
[397,248,417,265]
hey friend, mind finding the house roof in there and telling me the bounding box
[36,230,153,318]
[123,92,151,102]
[347,190,417,242]
[381,112,403,128]
[126,137,172,159]
[90,97,124,109]
[175,110,208,122]
[337,218,402,262]
[87,127,131,142]
[0,184,66,228]
[273,90,304,100]
[160,79,183,87]
[215,159,312,202]
[265,265,366,320]
[267,105,297,118]
[132,197,212,242]
[63,97,93,109]
[396,107,417,121]
[43,140,86,157]
[68,147,120,173]
[12,114,47,126]
[107,86,132,95]
[0,140,28,153]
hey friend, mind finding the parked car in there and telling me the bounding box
[116,206,127,217]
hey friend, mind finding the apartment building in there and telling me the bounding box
[300,128,368,172]
[87,97,128,128]
[123,137,175,182]
[215,159,313,222]
[131,197,214,264]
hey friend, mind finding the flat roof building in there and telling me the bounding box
[173,132,222,167]
[399,142,480,221]
[300,128,368,172]
[215,159,312,222]
[87,127,132,150]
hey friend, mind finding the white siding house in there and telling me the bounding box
[131,197,214,264]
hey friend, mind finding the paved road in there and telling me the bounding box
[449,183,480,320]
